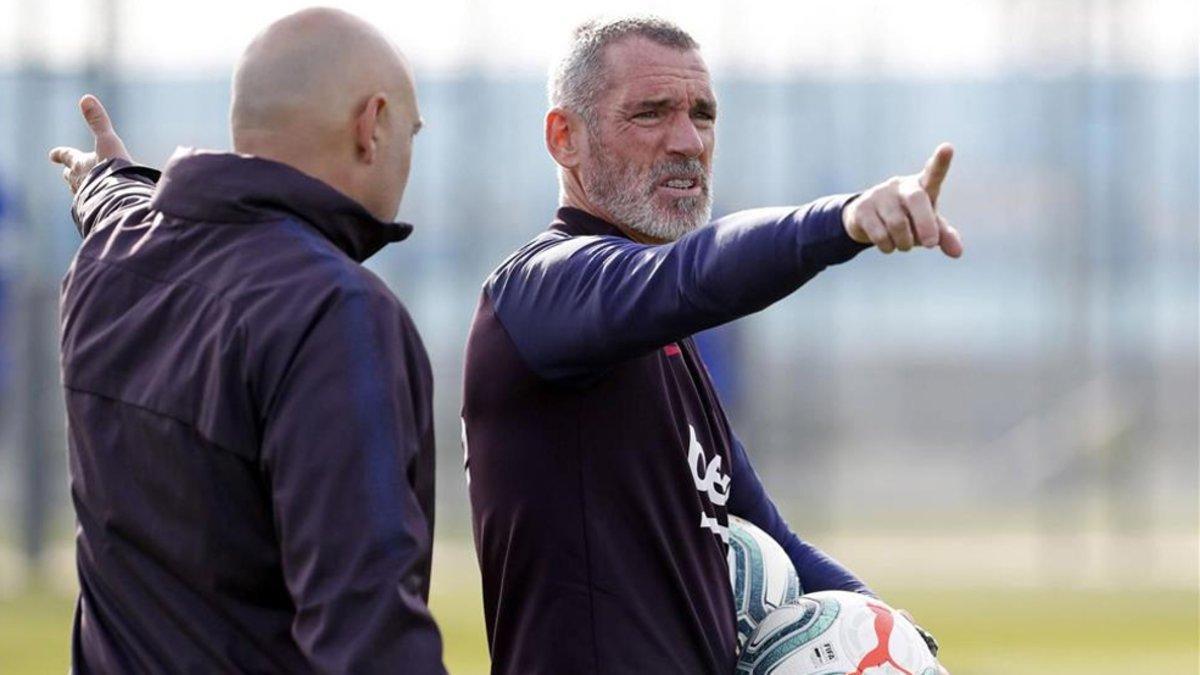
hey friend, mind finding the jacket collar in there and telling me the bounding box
[150,148,412,262]
[550,206,630,240]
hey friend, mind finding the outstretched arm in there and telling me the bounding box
[490,145,962,384]
[489,195,866,383]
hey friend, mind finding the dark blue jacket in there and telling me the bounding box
[462,203,873,674]
[62,151,444,674]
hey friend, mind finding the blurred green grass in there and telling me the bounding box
[2,544,1196,674]
[0,581,493,674]
[884,587,1199,675]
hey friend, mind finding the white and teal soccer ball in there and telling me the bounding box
[728,516,802,650]
[736,591,941,675]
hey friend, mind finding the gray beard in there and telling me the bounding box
[581,146,713,242]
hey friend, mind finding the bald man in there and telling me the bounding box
[48,8,443,673]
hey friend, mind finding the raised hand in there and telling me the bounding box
[48,95,132,194]
[843,143,963,258]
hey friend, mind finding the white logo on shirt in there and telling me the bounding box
[461,417,470,486]
[687,424,730,542]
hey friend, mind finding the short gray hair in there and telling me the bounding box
[548,16,699,125]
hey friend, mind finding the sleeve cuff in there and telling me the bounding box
[793,192,871,268]
[75,157,162,198]
[71,158,162,237]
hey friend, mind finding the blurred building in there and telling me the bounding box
[0,0,1195,590]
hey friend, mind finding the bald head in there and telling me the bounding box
[230,7,422,220]
[232,7,413,142]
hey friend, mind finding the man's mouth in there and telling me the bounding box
[656,176,703,197]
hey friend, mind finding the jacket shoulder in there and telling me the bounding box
[484,228,610,301]
[268,218,393,292]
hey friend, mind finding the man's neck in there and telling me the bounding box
[559,184,667,245]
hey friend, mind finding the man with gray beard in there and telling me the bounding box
[462,16,958,674]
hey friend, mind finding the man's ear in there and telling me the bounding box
[545,107,584,170]
[356,93,388,164]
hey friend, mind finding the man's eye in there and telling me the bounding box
[692,111,716,122]
[634,110,661,120]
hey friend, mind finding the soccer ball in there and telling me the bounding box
[735,591,941,674]
[728,516,802,650]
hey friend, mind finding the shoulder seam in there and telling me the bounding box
[64,385,249,461]
[72,250,253,348]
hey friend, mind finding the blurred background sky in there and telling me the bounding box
[0,1,1196,673]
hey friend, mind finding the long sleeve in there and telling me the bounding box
[259,288,444,674]
[727,432,874,596]
[487,195,868,383]
[71,158,161,237]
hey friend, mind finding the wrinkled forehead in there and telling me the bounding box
[599,38,715,110]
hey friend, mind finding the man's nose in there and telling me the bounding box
[665,113,704,158]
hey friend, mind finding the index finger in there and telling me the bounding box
[919,142,954,205]
[80,94,116,137]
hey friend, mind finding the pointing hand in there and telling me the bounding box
[48,95,132,194]
[843,143,962,258]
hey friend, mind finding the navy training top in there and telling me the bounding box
[63,151,444,674]
[462,203,873,675]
